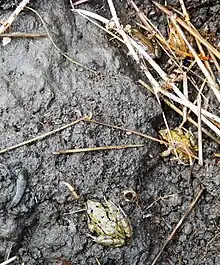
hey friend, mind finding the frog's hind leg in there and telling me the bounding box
[87,234,125,247]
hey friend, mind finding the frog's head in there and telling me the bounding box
[86,200,103,214]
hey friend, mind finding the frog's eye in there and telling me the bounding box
[90,209,93,213]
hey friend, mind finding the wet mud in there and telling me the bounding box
[0,0,219,264]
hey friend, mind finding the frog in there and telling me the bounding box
[86,198,132,247]
[159,127,198,163]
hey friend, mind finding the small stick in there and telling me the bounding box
[179,0,190,22]
[0,116,85,154]
[145,194,176,211]
[96,258,102,265]
[53,144,145,154]
[0,0,30,34]
[182,72,188,125]
[0,256,18,265]
[202,232,220,259]
[151,186,205,265]
[107,0,140,62]
[0,32,47,38]
[209,51,220,74]
[71,0,89,6]
[63,208,86,215]
[61,181,80,200]
[197,93,203,166]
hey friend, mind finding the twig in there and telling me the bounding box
[61,181,80,200]
[202,232,220,259]
[74,8,109,24]
[63,208,86,215]
[0,0,30,34]
[107,0,140,62]
[53,144,145,154]
[96,258,102,265]
[0,32,47,38]
[182,72,188,124]
[197,93,203,165]
[145,194,176,211]
[0,256,18,265]
[179,0,190,22]
[74,9,124,44]
[151,186,205,265]
[71,0,89,6]
[0,116,85,154]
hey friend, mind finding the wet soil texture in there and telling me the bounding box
[0,0,220,264]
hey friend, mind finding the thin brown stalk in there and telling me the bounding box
[107,0,140,62]
[0,117,85,154]
[61,181,80,200]
[202,232,220,259]
[195,39,215,80]
[0,32,47,38]
[151,186,205,265]
[179,0,190,22]
[53,144,145,154]
[197,94,203,165]
[182,72,188,124]
[209,51,220,74]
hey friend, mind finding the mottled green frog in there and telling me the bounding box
[159,127,198,162]
[86,199,132,247]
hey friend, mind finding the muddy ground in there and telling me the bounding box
[0,0,220,264]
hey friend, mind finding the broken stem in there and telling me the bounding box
[151,186,205,265]
[0,116,85,154]
[53,144,145,154]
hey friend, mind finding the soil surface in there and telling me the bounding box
[0,0,220,265]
